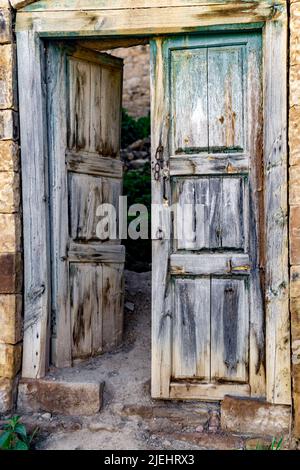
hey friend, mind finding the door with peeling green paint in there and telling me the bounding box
[151,32,266,400]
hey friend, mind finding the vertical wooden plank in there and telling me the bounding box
[101,177,121,242]
[68,58,91,151]
[221,177,244,249]
[264,17,291,404]
[70,263,93,359]
[91,265,103,356]
[246,33,265,398]
[175,179,196,250]
[102,264,124,352]
[194,178,210,249]
[208,178,222,249]
[211,278,249,383]
[16,31,51,378]
[89,62,102,154]
[173,278,210,380]
[47,43,71,368]
[208,46,244,151]
[70,263,104,359]
[151,38,173,398]
[171,47,208,154]
[101,65,122,157]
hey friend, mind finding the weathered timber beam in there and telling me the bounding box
[16,3,286,35]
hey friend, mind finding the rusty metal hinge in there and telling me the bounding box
[153,144,170,201]
[153,144,164,181]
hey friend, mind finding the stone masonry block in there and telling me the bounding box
[0,252,22,293]
[0,376,17,413]
[18,379,104,416]
[290,165,300,206]
[291,2,300,67]
[293,393,300,438]
[290,206,300,265]
[221,396,291,436]
[0,171,20,213]
[290,297,300,341]
[0,109,18,140]
[289,106,300,166]
[0,8,12,44]
[0,141,19,171]
[0,342,22,378]
[291,266,300,298]
[0,213,21,253]
[0,43,17,109]
[290,65,300,108]
[0,294,22,344]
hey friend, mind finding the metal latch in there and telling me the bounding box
[226,260,251,274]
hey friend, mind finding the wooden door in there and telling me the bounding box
[151,32,265,400]
[47,44,124,367]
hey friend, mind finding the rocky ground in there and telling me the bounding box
[121,137,151,172]
[6,271,290,450]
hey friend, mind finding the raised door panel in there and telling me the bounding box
[211,278,249,383]
[173,176,246,250]
[69,262,124,361]
[67,56,122,156]
[221,177,245,249]
[69,172,121,241]
[208,46,245,152]
[70,263,102,360]
[172,278,210,380]
[170,48,208,155]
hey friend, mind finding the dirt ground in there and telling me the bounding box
[13,271,278,450]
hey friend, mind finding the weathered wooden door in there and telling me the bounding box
[47,44,124,367]
[151,32,265,400]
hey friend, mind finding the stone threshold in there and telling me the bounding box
[17,378,104,416]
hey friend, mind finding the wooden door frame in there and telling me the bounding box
[16,0,290,404]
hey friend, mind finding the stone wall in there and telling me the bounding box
[111,45,150,118]
[0,0,22,414]
[289,0,300,439]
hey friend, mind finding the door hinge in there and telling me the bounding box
[153,144,164,181]
[153,145,170,201]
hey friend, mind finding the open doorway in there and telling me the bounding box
[113,44,151,273]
